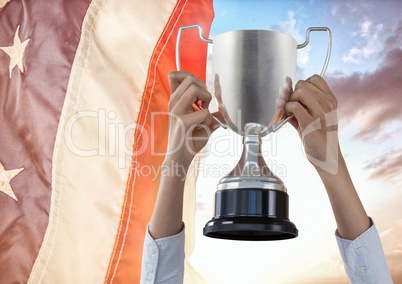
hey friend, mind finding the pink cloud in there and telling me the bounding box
[327,31,402,141]
[363,149,402,181]
[327,22,402,181]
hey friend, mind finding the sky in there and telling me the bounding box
[189,0,402,283]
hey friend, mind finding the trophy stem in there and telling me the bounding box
[203,133,298,241]
[227,134,273,178]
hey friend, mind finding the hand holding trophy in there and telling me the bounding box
[176,25,332,240]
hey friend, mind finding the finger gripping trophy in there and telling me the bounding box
[176,25,332,241]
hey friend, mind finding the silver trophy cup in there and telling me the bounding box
[176,25,331,240]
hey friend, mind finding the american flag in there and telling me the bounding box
[0,0,213,282]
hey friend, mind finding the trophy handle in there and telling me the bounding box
[175,24,213,70]
[297,27,332,77]
[271,28,332,133]
[269,27,332,132]
[175,25,227,129]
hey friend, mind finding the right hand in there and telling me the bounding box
[166,71,220,168]
[284,75,340,174]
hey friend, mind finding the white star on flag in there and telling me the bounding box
[0,25,30,78]
[0,161,23,201]
[0,0,11,9]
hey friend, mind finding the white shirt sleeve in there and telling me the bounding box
[140,225,185,284]
[336,219,393,284]
[141,220,392,284]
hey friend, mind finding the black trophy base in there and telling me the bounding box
[203,188,298,241]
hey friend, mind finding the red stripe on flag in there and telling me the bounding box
[104,0,214,282]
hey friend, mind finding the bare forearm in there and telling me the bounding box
[317,151,370,240]
[149,159,187,239]
[149,71,218,239]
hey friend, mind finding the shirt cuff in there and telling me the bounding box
[140,225,185,284]
[335,218,392,284]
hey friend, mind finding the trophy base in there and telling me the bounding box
[203,188,298,241]
[203,216,297,241]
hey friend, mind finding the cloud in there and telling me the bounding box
[342,20,383,63]
[304,263,402,284]
[301,219,402,283]
[363,149,402,182]
[379,219,402,282]
[331,2,359,23]
[269,11,310,77]
[270,11,299,39]
[327,21,402,182]
[327,21,402,141]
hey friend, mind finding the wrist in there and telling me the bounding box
[161,156,191,182]
[316,153,353,194]
[163,151,194,172]
[311,144,342,177]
